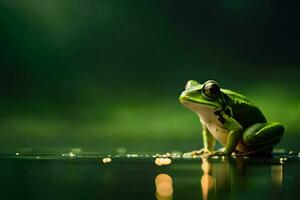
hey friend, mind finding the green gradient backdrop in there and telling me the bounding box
[0,1,299,153]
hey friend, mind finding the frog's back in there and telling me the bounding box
[222,89,267,128]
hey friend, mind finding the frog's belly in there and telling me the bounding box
[204,120,229,146]
[199,114,248,152]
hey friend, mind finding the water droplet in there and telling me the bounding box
[102,157,112,164]
[126,154,139,158]
[155,158,172,166]
[279,157,284,164]
[68,152,76,158]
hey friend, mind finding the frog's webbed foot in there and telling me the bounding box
[207,151,227,158]
[202,147,226,157]
[183,148,210,157]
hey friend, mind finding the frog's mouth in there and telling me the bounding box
[179,95,222,110]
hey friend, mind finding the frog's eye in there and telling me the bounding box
[202,80,220,99]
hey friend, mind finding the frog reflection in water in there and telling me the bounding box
[200,158,284,200]
[179,80,284,156]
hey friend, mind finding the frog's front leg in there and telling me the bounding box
[201,122,216,152]
[210,114,243,157]
[185,123,215,156]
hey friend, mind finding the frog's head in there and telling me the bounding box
[179,80,224,113]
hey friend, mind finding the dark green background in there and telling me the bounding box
[1,0,299,154]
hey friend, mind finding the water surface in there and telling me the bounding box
[0,152,299,200]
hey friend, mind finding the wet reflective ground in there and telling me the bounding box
[0,152,299,200]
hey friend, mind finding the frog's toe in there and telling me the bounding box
[208,151,227,157]
[183,149,210,157]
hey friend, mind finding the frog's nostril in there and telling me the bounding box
[179,92,187,102]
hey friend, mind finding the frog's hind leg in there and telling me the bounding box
[241,122,284,156]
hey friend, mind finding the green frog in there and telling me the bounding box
[179,80,284,156]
